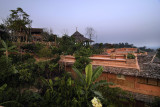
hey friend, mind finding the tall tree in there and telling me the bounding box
[5,7,32,42]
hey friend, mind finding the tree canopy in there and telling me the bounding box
[5,7,32,42]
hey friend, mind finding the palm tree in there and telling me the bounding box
[0,40,17,61]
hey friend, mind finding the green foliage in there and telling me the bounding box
[0,56,17,85]
[151,97,160,107]
[139,46,154,52]
[73,64,108,106]
[0,84,7,93]
[37,47,53,58]
[9,53,35,64]
[0,40,17,60]
[0,24,10,41]
[127,53,135,59]
[74,47,92,72]
[48,34,57,42]
[5,7,32,42]
[19,90,43,106]
[21,43,44,53]
[40,73,83,106]
[0,85,21,106]
[36,61,49,76]
[85,64,93,88]
[58,35,76,55]
[97,86,134,106]
[16,60,37,86]
[92,66,103,82]
[51,46,62,55]
[157,48,160,59]
[92,43,104,54]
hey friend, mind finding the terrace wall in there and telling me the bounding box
[66,66,160,97]
[60,55,139,69]
[98,73,160,97]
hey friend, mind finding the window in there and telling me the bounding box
[137,78,147,84]
[138,77,159,86]
[158,80,160,87]
[117,74,125,80]
[148,79,157,86]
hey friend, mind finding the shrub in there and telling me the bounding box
[37,47,53,58]
[21,43,44,53]
[74,47,92,72]
[51,46,62,55]
[19,90,43,106]
[127,53,135,59]
[9,53,35,64]
[0,56,16,85]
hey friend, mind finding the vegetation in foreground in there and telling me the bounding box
[0,7,159,107]
[0,39,136,107]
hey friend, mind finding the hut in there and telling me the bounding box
[30,28,43,41]
[71,31,94,45]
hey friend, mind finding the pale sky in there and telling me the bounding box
[0,0,160,48]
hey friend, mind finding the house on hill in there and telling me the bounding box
[12,28,43,42]
[71,30,94,45]
[59,52,160,105]
[30,28,43,41]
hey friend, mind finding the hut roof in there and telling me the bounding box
[71,31,94,42]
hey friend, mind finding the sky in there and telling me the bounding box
[0,0,160,49]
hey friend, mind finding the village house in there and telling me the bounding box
[59,51,160,104]
[30,28,43,42]
[12,28,43,42]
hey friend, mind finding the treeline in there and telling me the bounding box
[92,42,155,52]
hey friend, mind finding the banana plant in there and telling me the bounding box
[72,64,108,100]
[40,77,55,100]
[0,40,17,61]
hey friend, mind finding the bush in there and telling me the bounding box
[21,43,44,53]
[19,90,43,106]
[0,56,16,85]
[37,47,53,58]
[51,46,62,55]
[9,53,35,64]
[74,47,92,72]
[127,53,135,59]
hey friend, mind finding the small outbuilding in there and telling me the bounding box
[71,30,94,45]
